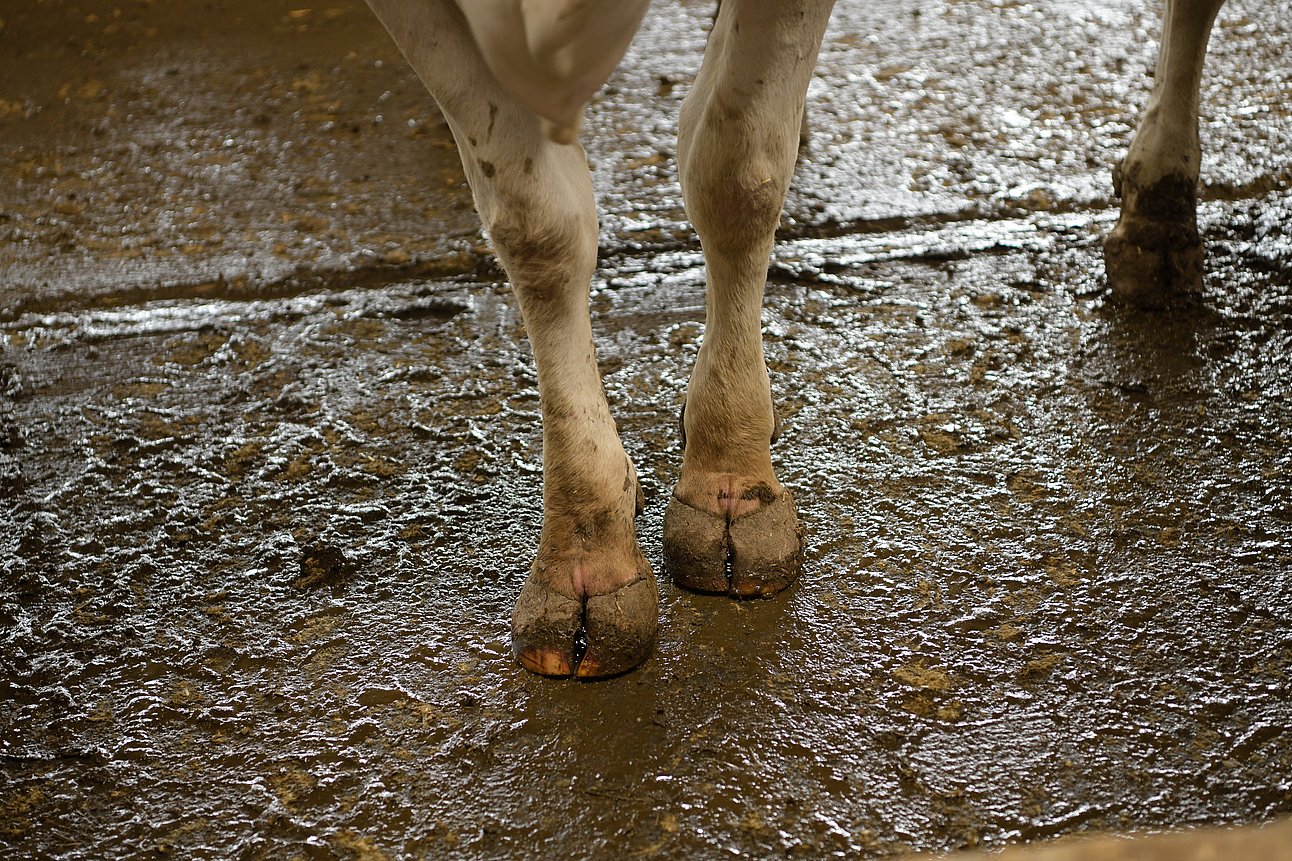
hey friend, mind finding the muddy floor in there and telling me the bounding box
[2,0,1290,858]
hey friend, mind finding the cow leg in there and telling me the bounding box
[664,0,834,596]
[365,0,656,678]
[1105,0,1225,308]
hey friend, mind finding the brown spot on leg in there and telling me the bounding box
[739,482,777,505]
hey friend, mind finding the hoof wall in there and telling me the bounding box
[1104,229,1203,310]
[663,491,802,597]
[511,571,658,679]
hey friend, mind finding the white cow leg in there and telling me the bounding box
[1105,0,1225,308]
[665,0,834,596]
[365,0,655,677]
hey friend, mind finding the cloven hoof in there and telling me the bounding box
[662,489,803,598]
[1104,223,1204,310]
[511,569,658,679]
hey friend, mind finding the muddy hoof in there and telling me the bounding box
[1105,165,1205,308]
[511,570,658,679]
[1104,226,1203,310]
[577,576,658,677]
[663,491,802,597]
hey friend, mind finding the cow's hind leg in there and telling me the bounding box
[1105,0,1225,308]
[365,0,656,678]
[665,0,834,596]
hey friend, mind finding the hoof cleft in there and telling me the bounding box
[663,490,802,598]
[1104,227,1203,310]
[511,569,658,679]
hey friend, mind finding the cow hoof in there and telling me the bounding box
[1105,168,1203,309]
[1104,222,1203,310]
[511,569,658,679]
[662,490,802,597]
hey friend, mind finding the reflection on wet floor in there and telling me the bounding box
[2,0,1290,858]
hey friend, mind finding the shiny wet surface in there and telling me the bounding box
[2,0,1290,858]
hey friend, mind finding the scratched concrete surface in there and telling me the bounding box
[2,1,1290,858]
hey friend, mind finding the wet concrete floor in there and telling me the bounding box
[2,0,1291,858]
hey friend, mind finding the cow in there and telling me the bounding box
[360,0,1227,678]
